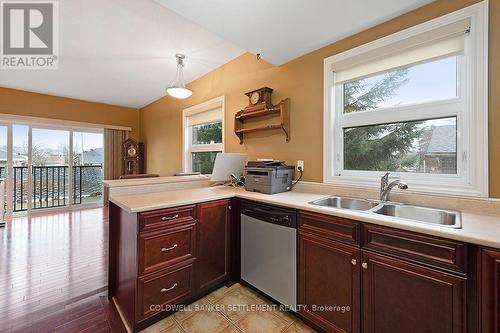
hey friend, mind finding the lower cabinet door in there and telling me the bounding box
[196,199,230,292]
[361,251,466,333]
[480,248,500,333]
[137,262,195,321]
[298,231,360,333]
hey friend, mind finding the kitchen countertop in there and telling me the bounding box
[103,174,209,188]
[110,186,500,249]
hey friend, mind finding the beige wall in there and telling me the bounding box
[140,0,500,197]
[0,87,140,138]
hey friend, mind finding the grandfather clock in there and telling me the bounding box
[122,138,144,175]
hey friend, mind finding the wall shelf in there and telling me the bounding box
[235,107,280,120]
[234,98,290,144]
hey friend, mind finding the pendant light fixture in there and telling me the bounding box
[166,54,192,99]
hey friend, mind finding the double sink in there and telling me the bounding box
[310,196,461,228]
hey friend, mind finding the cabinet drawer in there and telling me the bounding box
[298,211,360,246]
[139,205,196,232]
[137,262,195,321]
[362,224,467,274]
[139,223,196,276]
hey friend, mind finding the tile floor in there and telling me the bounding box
[140,283,317,333]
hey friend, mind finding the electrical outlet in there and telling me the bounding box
[297,160,304,171]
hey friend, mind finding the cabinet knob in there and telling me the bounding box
[351,259,357,265]
[228,205,232,210]
[362,262,368,269]
[160,283,178,293]
[161,214,179,221]
[161,244,178,252]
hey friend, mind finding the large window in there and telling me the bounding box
[183,96,224,174]
[323,3,488,196]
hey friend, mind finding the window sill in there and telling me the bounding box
[324,175,487,198]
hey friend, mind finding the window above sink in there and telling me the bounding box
[323,4,488,197]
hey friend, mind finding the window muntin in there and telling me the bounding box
[343,117,457,174]
[343,56,458,114]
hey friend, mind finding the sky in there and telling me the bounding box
[349,55,457,110]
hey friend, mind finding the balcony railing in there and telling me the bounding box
[0,165,103,212]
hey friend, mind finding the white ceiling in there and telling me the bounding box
[0,0,434,108]
[155,0,434,65]
[0,0,244,108]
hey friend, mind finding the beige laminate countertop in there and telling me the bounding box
[110,186,500,249]
[103,175,210,188]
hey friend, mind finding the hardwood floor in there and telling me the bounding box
[0,207,126,333]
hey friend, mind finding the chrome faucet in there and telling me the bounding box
[380,172,408,201]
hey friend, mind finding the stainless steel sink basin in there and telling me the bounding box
[310,196,379,211]
[371,203,461,228]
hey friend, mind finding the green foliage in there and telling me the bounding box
[192,151,220,174]
[344,121,423,171]
[193,122,222,145]
[191,121,223,173]
[343,69,423,172]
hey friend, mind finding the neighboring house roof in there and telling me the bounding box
[425,125,456,154]
[0,149,28,162]
[82,148,103,165]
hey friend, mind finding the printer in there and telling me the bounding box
[244,160,295,194]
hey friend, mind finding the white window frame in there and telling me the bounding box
[323,2,488,197]
[182,96,225,173]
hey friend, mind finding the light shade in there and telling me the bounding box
[166,87,192,99]
[167,54,193,99]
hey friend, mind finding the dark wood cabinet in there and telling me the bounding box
[298,230,360,333]
[196,199,231,293]
[137,261,195,321]
[138,223,196,275]
[479,247,500,332]
[109,200,232,332]
[361,251,466,333]
[299,211,361,246]
[110,199,494,333]
[362,223,467,275]
[298,211,469,333]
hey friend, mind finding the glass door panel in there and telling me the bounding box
[72,131,103,206]
[31,128,69,210]
[12,125,28,212]
[0,125,7,221]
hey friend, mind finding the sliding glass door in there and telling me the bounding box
[12,125,28,212]
[0,124,10,222]
[0,123,104,216]
[72,131,104,206]
[31,128,70,210]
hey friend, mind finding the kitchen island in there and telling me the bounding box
[109,184,500,332]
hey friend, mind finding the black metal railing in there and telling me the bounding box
[13,166,28,212]
[72,165,103,206]
[0,165,103,212]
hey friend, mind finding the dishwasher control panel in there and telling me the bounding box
[240,200,297,228]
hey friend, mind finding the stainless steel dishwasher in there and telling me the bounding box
[240,200,297,308]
